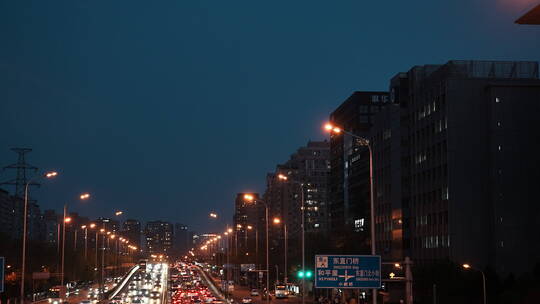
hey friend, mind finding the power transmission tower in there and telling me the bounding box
[1,148,40,198]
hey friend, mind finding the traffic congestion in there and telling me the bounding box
[169,262,224,304]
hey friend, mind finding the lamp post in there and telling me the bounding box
[277,174,305,303]
[61,193,91,288]
[273,218,287,284]
[225,227,233,298]
[243,194,270,304]
[61,214,71,287]
[81,225,88,260]
[20,171,58,304]
[324,122,377,304]
[88,223,97,270]
[462,264,486,304]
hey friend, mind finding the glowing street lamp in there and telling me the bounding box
[462,264,486,304]
[323,121,376,304]
[115,211,123,216]
[21,171,58,304]
[62,192,91,287]
[209,212,218,218]
[243,194,270,304]
[273,217,288,283]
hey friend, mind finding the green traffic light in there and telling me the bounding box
[306,271,313,278]
[297,271,304,278]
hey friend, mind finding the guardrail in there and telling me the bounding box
[107,265,140,300]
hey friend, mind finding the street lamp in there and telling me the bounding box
[324,122,377,304]
[61,193,91,287]
[243,194,270,304]
[210,212,218,218]
[246,225,259,276]
[276,173,306,304]
[20,170,58,304]
[462,264,486,304]
[272,218,288,284]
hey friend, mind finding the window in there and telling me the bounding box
[495,97,501,103]
[359,105,369,113]
[359,115,369,123]
[442,187,449,200]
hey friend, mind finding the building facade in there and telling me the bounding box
[145,221,173,255]
[122,219,142,249]
[328,91,390,252]
[370,60,540,275]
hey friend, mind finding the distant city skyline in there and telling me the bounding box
[1,1,539,232]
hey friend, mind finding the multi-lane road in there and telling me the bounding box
[109,262,169,304]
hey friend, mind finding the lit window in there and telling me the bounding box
[314,223,320,228]
[498,145,502,151]
[442,187,449,200]
[497,122,501,127]
[495,97,500,103]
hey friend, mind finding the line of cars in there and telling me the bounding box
[121,263,167,304]
[170,262,223,304]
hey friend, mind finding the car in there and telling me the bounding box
[250,289,259,296]
[242,297,252,304]
[150,291,160,299]
[79,301,92,304]
[212,301,224,304]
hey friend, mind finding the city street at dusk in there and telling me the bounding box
[1,1,540,304]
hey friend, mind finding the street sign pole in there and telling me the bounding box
[0,257,5,293]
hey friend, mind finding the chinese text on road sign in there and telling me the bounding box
[315,255,381,289]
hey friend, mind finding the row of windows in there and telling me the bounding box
[413,211,448,227]
[415,235,450,249]
[411,118,447,144]
[417,101,438,121]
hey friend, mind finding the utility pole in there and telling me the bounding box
[405,257,413,304]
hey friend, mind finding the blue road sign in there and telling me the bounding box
[0,257,4,293]
[315,255,381,289]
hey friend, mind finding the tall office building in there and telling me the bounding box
[262,141,330,283]
[327,91,389,252]
[145,221,173,255]
[95,217,120,232]
[173,223,189,256]
[0,188,22,239]
[233,192,260,259]
[369,60,540,275]
[43,209,59,246]
[122,219,142,249]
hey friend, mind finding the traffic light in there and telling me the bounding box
[297,270,312,279]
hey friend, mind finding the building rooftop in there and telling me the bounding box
[516,3,540,25]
